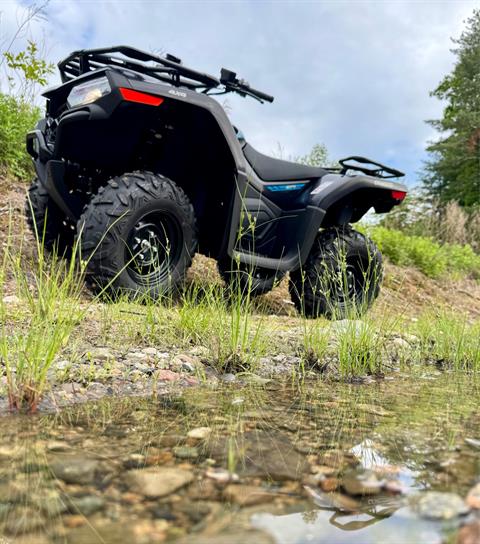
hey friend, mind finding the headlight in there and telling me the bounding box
[67,76,111,108]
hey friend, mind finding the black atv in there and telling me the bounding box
[25,46,407,318]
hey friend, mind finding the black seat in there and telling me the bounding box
[243,143,326,182]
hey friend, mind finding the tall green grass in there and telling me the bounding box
[0,208,85,412]
[365,226,480,279]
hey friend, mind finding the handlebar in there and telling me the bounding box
[219,68,274,103]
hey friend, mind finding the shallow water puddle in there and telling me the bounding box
[0,373,479,543]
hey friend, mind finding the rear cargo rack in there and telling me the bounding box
[58,45,220,90]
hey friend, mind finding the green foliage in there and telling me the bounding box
[4,41,54,97]
[364,226,480,279]
[0,93,40,179]
[423,10,480,207]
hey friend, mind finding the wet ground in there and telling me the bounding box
[1,372,480,543]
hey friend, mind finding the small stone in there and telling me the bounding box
[123,453,146,469]
[2,294,21,305]
[173,446,199,460]
[125,467,194,498]
[466,483,480,509]
[64,515,86,529]
[205,468,239,484]
[88,347,115,362]
[342,470,383,496]
[155,369,182,381]
[320,477,339,492]
[69,495,105,516]
[410,491,469,520]
[187,427,212,441]
[391,337,411,350]
[46,441,71,452]
[456,521,480,544]
[224,484,275,506]
[465,438,480,449]
[0,445,18,460]
[50,457,99,485]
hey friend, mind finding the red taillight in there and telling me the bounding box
[391,190,407,202]
[119,88,164,106]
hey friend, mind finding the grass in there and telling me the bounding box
[364,225,480,279]
[415,311,480,370]
[0,210,85,412]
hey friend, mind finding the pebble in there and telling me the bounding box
[50,458,99,485]
[342,470,383,496]
[88,347,116,363]
[465,438,480,450]
[173,446,199,460]
[410,491,469,520]
[187,427,212,441]
[2,294,21,305]
[205,468,239,484]
[224,484,275,506]
[456,521,480,544]
[69,495,105,516]
[466,483,480,509]
[125,467,194,498]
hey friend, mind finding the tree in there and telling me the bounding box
[423,10,480,208]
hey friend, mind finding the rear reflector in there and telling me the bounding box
[119,88,164,106]
[391,190,407,201]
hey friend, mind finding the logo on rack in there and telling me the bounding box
[168,89,187,98]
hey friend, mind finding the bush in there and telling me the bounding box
[365,226,480,279]
[0,93,40,180]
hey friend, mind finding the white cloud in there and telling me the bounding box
[1,0,476,184]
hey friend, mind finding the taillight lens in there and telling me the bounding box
[391,190,407,202]
[119,88,164,106]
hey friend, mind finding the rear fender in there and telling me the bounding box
[309,173,407,227]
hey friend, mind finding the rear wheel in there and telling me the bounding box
[289,226,383,319]
[78,171,197,299]
[25,178,76,254]
[217,258,284,297]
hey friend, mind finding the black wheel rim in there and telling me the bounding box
[333,257,368,303]
[125,211,183,287]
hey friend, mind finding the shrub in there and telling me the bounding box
[365,226,480,279]
[0,93,40,179]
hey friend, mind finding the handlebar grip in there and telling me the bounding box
[249,87,274,103]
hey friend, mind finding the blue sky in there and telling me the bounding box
[2,0,478,184]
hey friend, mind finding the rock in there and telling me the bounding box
[50,457,99,485]
[410,492,469,520]
[2,294,21,305]
[208,431,308,481]
[319,477,339,492]
[0,445,18,460]
[342,470,383,496]
[4,506,45,534]
[69,495,105,516]
[391,337,411,350]
[46,440,71,452]
[30,489,68,516]
[466,483,480,509]
[221,373,237,383]
[457,521,480,544]
[187,427,212,441]
[88,347,116,363]
[176,501,211,523]
[176,530,275,544]
[465,438,480,449]
[304,486,360,513]
[173,446,199,460]
[187,479,221,501]
[205,468,239,484]
[155,369,182,382]
[125,467,194,498]
[123,453,146,469]
[224,484,275,506]
[172,354,202,373]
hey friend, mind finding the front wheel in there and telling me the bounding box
[289,227,383,319]
[78,171,197,299]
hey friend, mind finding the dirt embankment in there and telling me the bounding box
[2,178,480,319]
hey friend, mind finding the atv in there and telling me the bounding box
[25,46,407,318]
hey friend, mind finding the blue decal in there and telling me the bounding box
[266,183,306,192]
